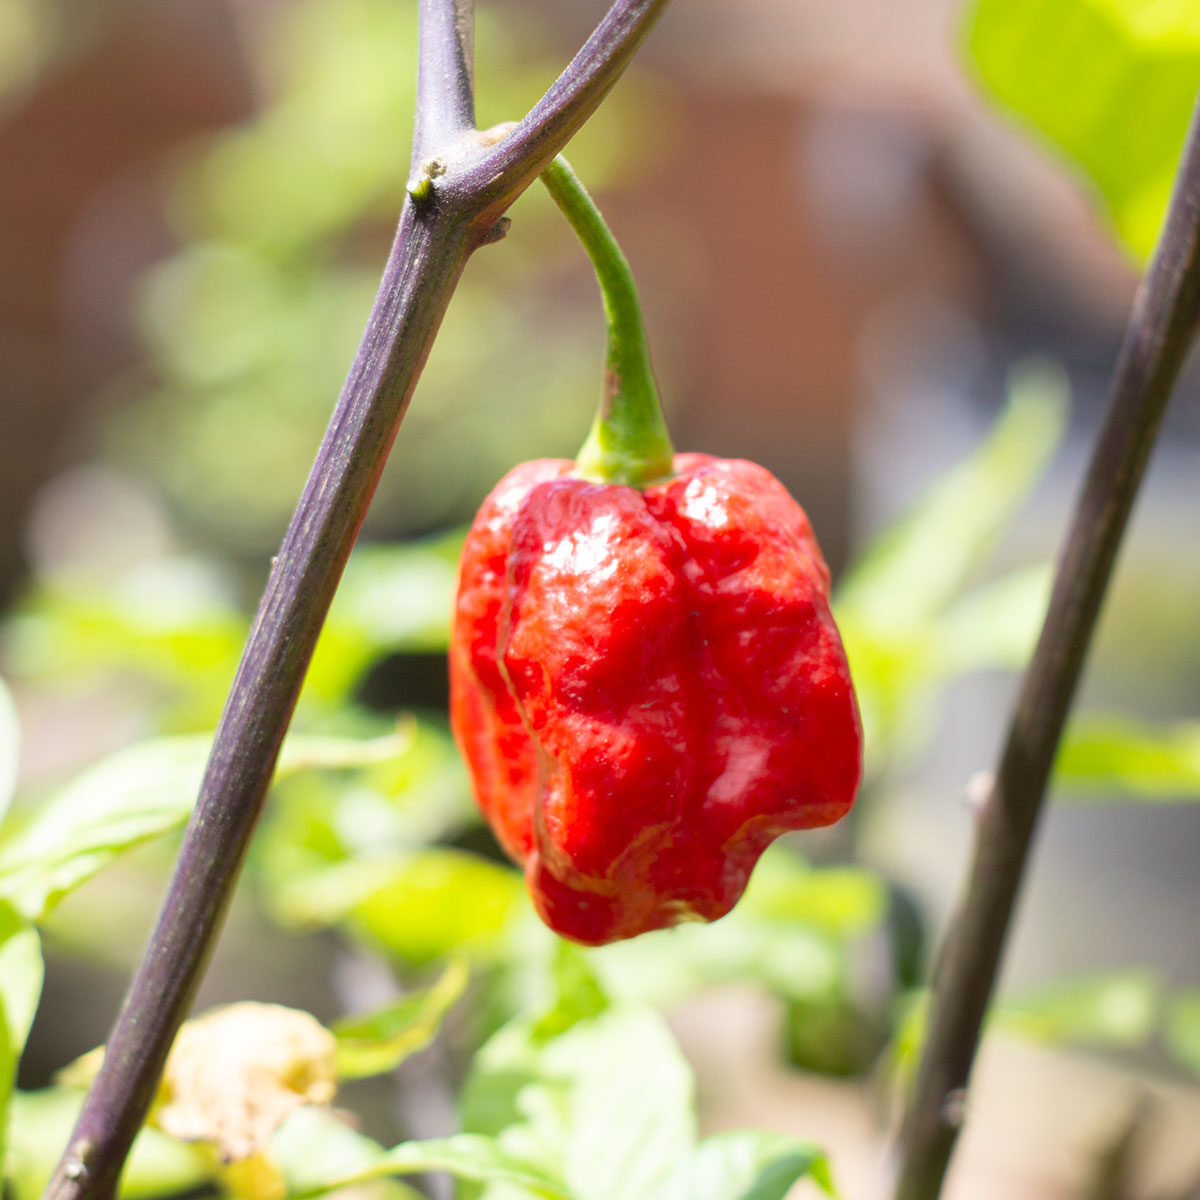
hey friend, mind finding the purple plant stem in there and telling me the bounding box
[892,88,1200,1200]
[42,2,672,1198]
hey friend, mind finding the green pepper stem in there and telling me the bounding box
[541,155,674,487]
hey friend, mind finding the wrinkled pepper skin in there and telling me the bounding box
[450,453,862,945]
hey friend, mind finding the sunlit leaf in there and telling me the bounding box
[937,563,1052,672]
[326,536,462,654]
[0,677,18,830]
[1164,990,1200,1078]
[268,1106,424,1200]
[460,1004,695,1200]
[837,361,1067,631]
[1056,716,1200,799]
[6,557,246,727]
[529,942,610,1042]
[658,1130,835,1200]
[558,1008,695,1200]
[0,728,418,921]
[334,957,469,1079]
[835,363,1068,764]
[348,849,525,965]
[311,1134,569,1200]
[739,848,887,938]
[966,0,1200,259]
[0,902,42,1063]
[998,969,1161,1048]
[4,1088,211,1200]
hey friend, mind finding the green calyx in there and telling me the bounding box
[540,156,675,488]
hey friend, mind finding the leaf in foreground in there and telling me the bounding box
[333,956,469,1079]
[311,1133,568,1199]
[966,0,1200,258]
[0,729,414,921]
[657,1129,835,1200]
[1056,717,1200,800]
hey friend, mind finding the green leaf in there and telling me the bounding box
[310,1134,569,1200]
[965,0,1200,259]
[0,905,41,1167]
[657,1130,835,1200]
[739,849,887,939]
[0,903,42,1061]
[937,563,1052,673]
[529,942,611,1042]
[1164,990,1200,1078]
[334,956,469,1079]
[0,677,18,830]
[998,969,1161,1048]
[6,557,247,728]
[1056,716,1200,799]
[268,1106,424,1200]
[326,535,462,653]
[461,1004,696,1200]
[837,361,1067,631]
[347,849,525,965]
[556,1008,695,1200]
[0,728,418,921]
[835,363,1067,763]
[4,1088,211,1200]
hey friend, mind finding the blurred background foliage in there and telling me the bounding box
[0,0,1200,1197]
[111,0,665,555]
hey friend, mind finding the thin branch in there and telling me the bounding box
[43,199,478,1200]
[42,3,674,1198]
[892,89,1200,1200]
[458,0,672,215]
[413,0,476,165]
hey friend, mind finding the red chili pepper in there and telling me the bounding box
[450,452,862,946]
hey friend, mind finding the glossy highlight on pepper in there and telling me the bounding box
[450,453,863,945]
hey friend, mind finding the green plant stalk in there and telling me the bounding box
[41,3,673,1199]
[891,87,1200,1200]
[541,155,674,486]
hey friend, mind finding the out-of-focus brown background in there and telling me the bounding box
[3,2,1200,1197]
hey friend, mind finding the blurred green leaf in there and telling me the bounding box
[0,0,56,102]
[325,536,461,654]
[334,956,469,1080]
[784,995,886,1079]
[0,902,42,1063]
[658,1130,835,1200]
[461,1004,695,1200]
[588,848,883,1013]
[739,851,887,938]
[258,716,474,912]
[837,362,1068,764]
[115,0,648,556]
[7,535,460,723]
[937,563,1052,673]
[999,970,1161,1048]
[0,911,13,1170]
[347,850,525,965]
[7,556,246,728]
[269,1106,424,1200]
[559,1007,695,1200]
[1164,990,1200,1078]
[0,728,418,921]
[1057,716,1200,799]
[838,362,1067,630]
[0,677,17,829]
[965,0,1200,259]
[893,972,1161,1089]
[4,1088,211,1200]
[312,1134,568,1200]
[530,943,610,1042]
